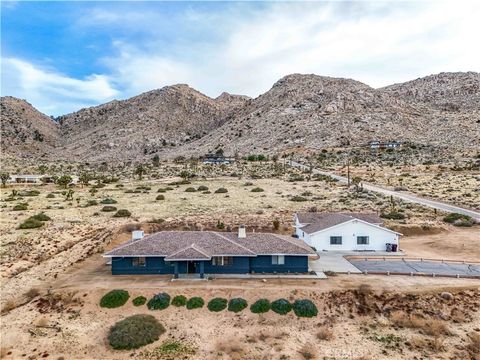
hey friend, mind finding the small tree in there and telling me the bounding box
[134,164,146,180]
[79,172,92,187]
[152,155,160,167]
[65,189,75,201]
[0,172,9,187]
[57,175,72,189]
[351,176,362,192]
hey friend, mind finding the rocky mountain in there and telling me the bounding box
[0,96,60,159]
[1,72,479,162]
[382,72,480,112]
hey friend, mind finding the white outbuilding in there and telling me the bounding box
[294,212,401,252]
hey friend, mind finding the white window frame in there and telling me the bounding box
[132,257,146,267]
[272,255,285,265]
[357,236,369,245]
[330,236,342,245]
[212,256,233,266]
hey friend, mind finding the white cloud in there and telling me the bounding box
[1,58,119,115]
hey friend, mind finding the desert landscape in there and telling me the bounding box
[2,1,480,359]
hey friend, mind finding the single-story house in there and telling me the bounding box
[294,213,401,252]
[104,226,316,278]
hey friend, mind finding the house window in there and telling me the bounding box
[132,257,146,267]
[330,236,342,245]
[212,256,233,266]
[357,236,369,245]
[272,255,285,265]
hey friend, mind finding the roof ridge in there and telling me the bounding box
[190,243,212,257]
[271,233,313,253]
[212,232,256,255]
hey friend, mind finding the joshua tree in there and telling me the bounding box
[0,172,9,187]
[134,164,146,180]
[79,172,92,187]
[57,175,72,189]
[351,176,362,192]
[152,155,160,167]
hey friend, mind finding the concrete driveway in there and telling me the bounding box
[349,259,480,278]
[309,252,362,273]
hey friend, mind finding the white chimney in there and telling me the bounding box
[238,225,246,238]
[132,230,144,241]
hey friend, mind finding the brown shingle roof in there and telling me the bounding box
[296,212,382,234]
[104,231,316,258]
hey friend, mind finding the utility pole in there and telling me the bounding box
[347,156,351,188]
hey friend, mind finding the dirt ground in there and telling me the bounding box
[1,165,480,360]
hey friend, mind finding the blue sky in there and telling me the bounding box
[1,1,479,116]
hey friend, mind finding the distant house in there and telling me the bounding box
[294,213,401,252]
[202,154,234,164]
[104,226,316,278]
[8,174,53,184]
[368,141,403,149]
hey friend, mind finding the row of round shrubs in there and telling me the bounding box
[100,290,317,317]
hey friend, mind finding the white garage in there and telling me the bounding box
[294,212,401,252]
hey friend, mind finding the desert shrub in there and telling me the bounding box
[24,288,41,300]
[147,292,171,310]
[184,187,196,192]
[443,213,474,227]
[207,298,227,312]
[13,203,28,211]
[216,220,225,229]
[146,340,196,357]
[136,185,151,191]
[132,296,147,306]
[271,299,292,315]
[171,295,187,307]
[100,290,130,308]
[293,299,318,317]
[197,185,208,191]
[30,212,51,221]
[228,298,247,313]
[46,193,55,198]
[157,188,167,193]
[108,314,165,350]
[100,198,117,204]
[251,187,264,192]
[250,299,270,314]
[125,189,141,194]
[186,297,204,310]
[290,196,308,202]
[272,219,280,230]
[86,199,98,206]
[19,190,40,196]
[381,211,406,220]
[214,188,228,194]
[18,218,43,229]
[156,194,165,201]
[113,209,131,217]
[101,205,117,212]
[317,326,334,340]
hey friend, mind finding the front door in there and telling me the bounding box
[187,261,196,274]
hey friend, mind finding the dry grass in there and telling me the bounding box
[357,284,373,296]
[34,316,48,327]
[390,311,450,336]
[24,287,40,300]
[410,335,445,353]
[215,340,247,360]
[316,326,334,341]
[298,344,317,359]
[467,332,480,357]
[1,299,16,314]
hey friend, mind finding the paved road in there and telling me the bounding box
[286,160,480,221]
[349,259,480,278]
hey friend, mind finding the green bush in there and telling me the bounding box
[86,199,98,206]
[100,290,130,308]
[100,198,118,204]
[171,295,187,307]
[13,203,28,211]
[250,299,270,314]
[186,297,204,309]
[185,187,196,192]
[380,212,406,220]
[207,298,227,312]
[156,194,165,201]
[113,209,131,217]
[46,193,55,199]
[101,205,117,212]
[290,196,308,202]
[30,212,51,221]
[197,185,208,191]
[108,314,165,350]
[147,292,170,310]
[18,218,43,229]
[228,298,248,313]
[132,296,147,306]
[443,213,474,227]
[271,299,292,315]
[292,299,318,318]
[251,187,264,192]
[157,188,167,193]
[214,188,228,194]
